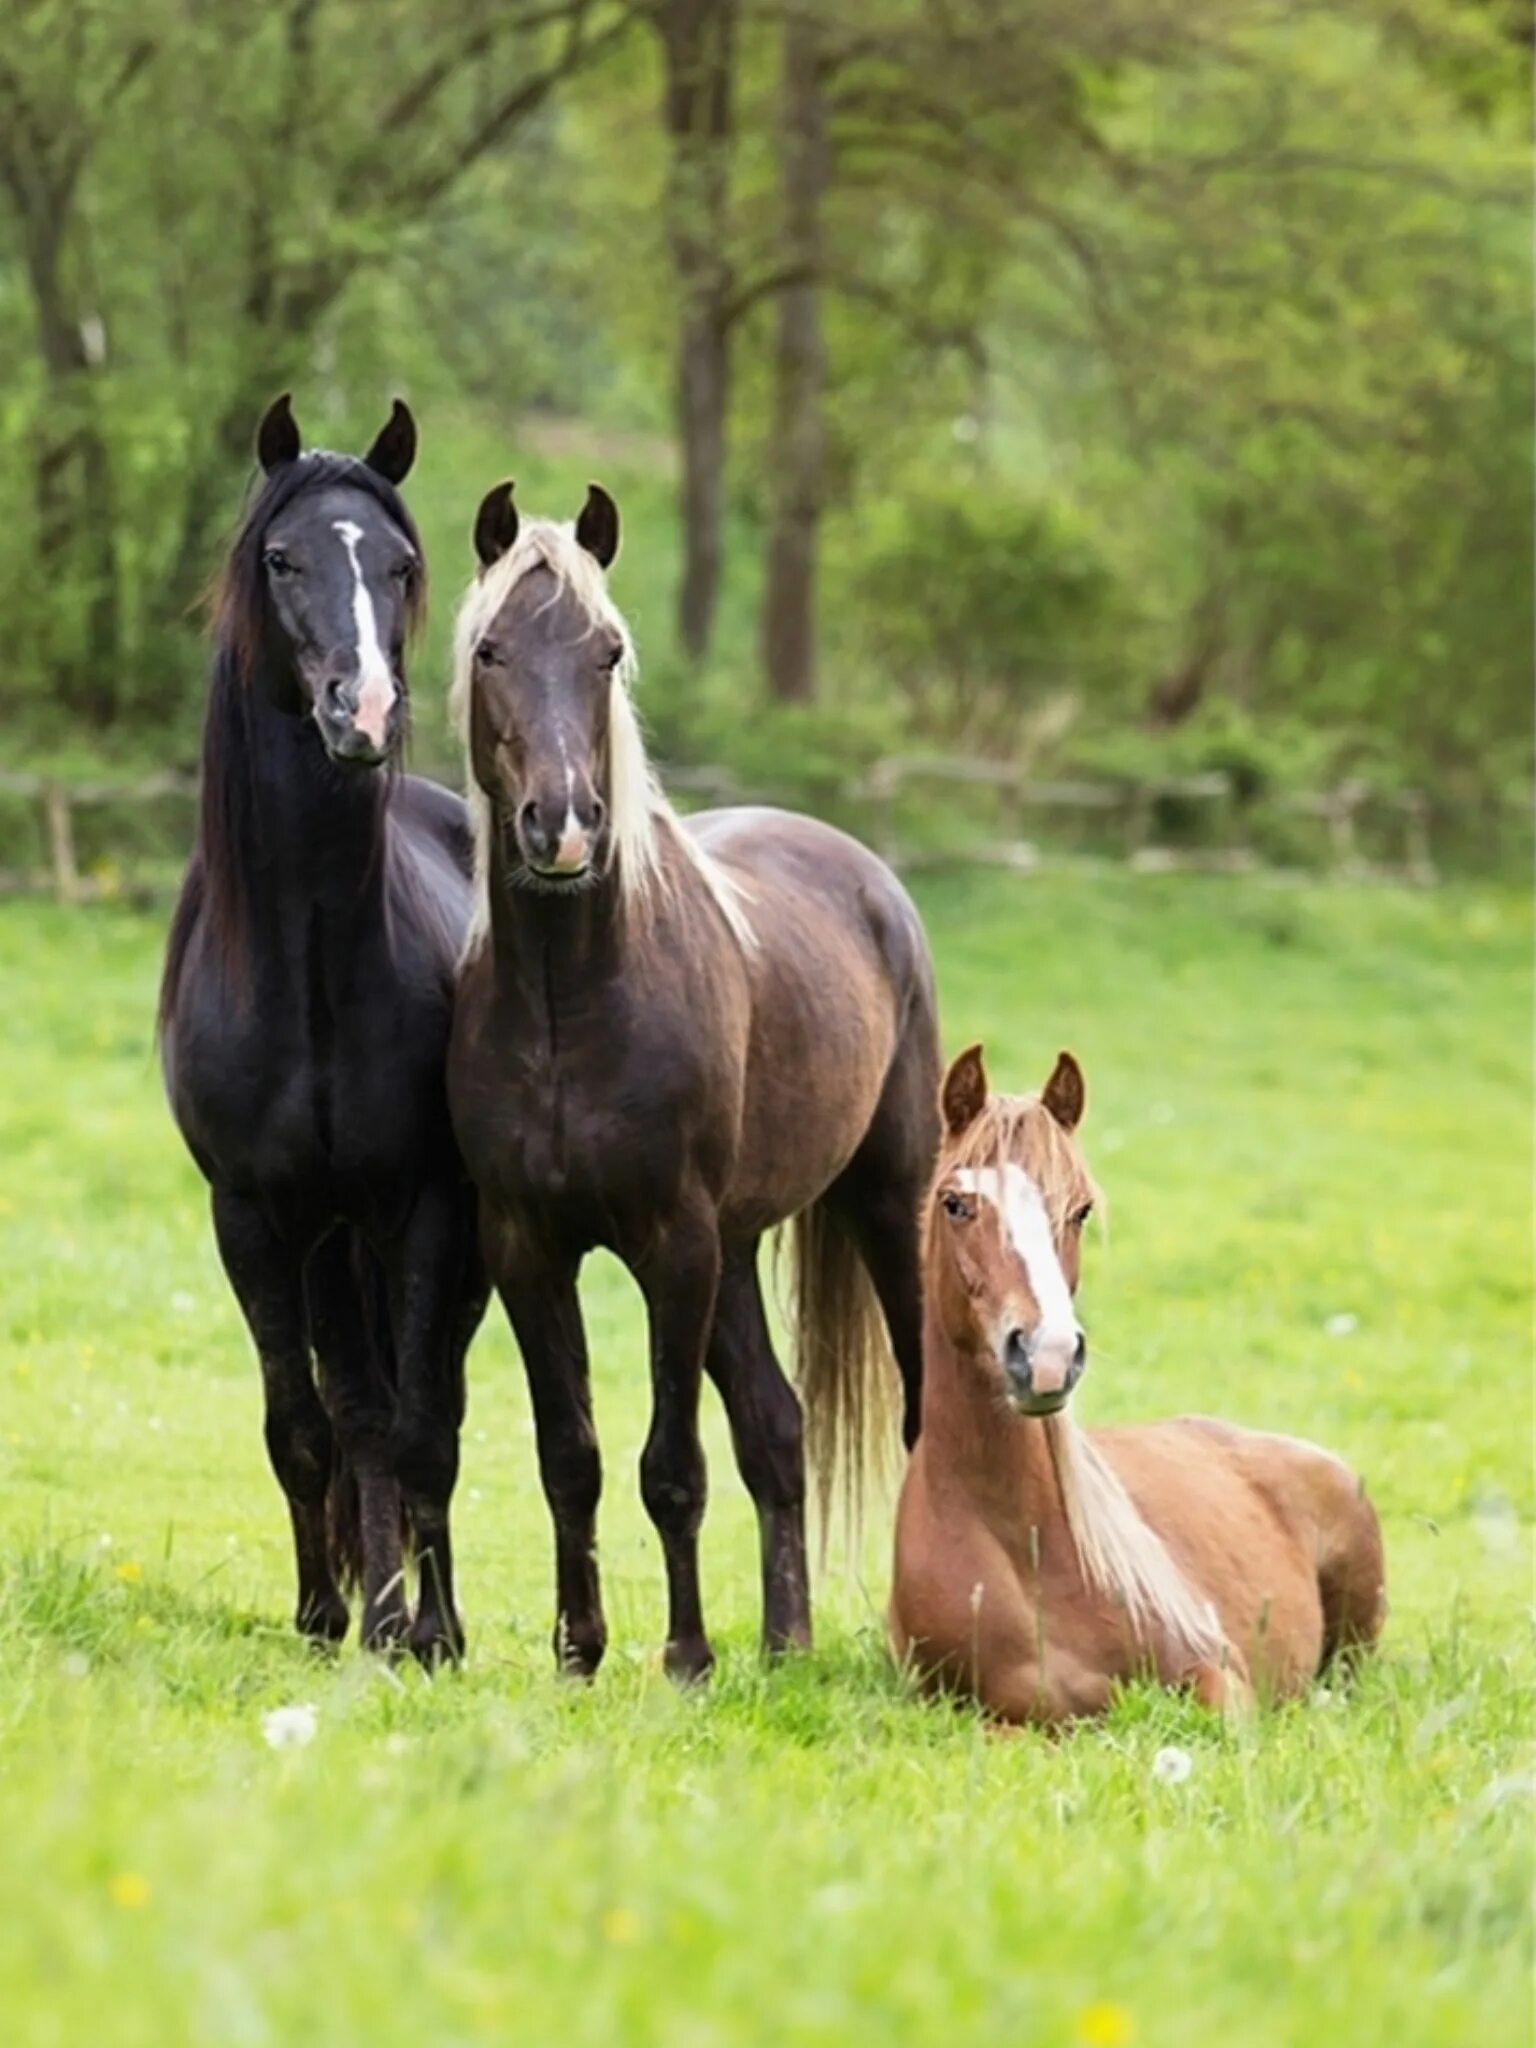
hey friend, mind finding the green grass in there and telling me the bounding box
[0,872,1529,2048]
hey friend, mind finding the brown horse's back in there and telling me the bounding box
[686,807,938,1230]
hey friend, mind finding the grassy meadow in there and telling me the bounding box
[0,869,1530,2048]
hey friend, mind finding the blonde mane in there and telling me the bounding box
[448,517,752,953]
[937,1092,1226,1662]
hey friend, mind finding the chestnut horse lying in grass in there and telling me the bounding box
[890,1045,1385,1724]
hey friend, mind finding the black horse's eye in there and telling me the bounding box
[940,1190,973,1223]
[1071,1203,1094,1230]
[263,548,296,578]
[391,558,416,584]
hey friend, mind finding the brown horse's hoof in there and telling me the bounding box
[663,1634,715,1686]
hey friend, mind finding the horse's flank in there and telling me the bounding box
[448,518,753,955]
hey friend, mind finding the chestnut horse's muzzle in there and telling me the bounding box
[1003,1327,1087,1416]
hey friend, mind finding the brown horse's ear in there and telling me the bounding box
[473,480,519,568]
[941,1043,989,1138]
[1042,1050,1085,1132]
[257,392,301,472]
[575,482,619,569]
[363,397,417,485]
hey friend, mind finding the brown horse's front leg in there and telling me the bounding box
[493,1233,607,1678]
[635,1209,722,1683]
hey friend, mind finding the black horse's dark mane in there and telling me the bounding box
[159,454,426,1036]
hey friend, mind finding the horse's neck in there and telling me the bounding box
[920,1307,1067,1536]
[483,841,631,996]
[210,660,388,956]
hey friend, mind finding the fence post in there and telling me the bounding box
[1400,791,1437,887]
[43,783,83,905]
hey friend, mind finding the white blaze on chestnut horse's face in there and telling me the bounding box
[931,1045,1096,1417]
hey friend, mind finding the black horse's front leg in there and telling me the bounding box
[493,1231,608,1677]
[305,1229,408,1653]
[385,1179,481,1666]
[212,1190,348,1645]
[635,1207,722,1684]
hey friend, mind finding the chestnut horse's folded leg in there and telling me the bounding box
[385,1180,479,1667]
[635,1208,722,1684]
[212,1190,347,1645]
[705,1241,811,1656]
[495,1241,607,1678]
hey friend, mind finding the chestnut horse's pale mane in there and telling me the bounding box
[936,1091,1226,1661]
[449,518,752,952]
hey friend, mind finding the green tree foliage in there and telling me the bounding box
[0,0,1525,825]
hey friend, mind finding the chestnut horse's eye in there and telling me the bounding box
[1071,1203,1094,1230]
[263,548,296,578]
[940,1190,973,1223]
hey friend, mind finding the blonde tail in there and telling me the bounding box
[789,1197,900,1554]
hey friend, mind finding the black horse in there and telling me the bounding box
[159,394,487,1661]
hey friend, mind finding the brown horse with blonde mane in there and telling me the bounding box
[890,1045,1385,1723]
[447,480,939,1681]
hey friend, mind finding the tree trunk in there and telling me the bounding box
[25,204,122,727]
[657,0,736,662]
[761,12,829,704]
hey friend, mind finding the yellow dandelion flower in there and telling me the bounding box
[1077,2002,1134,2048]
[601,1906,640,1944]
[110,1871,150,1910]
[115,1561,143,1584]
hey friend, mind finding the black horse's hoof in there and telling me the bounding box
[663,1634,715,1687]
[361,1603,411,1657]
[408,1612,465,1671]
[296,1591,349,1646]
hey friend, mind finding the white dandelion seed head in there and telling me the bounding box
[1151,1745,1194,1786]
[262,1703,318,1751]
[1324,1312,1359,1337]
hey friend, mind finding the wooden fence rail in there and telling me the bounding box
[0,758,1443,904]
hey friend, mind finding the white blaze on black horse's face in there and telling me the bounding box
[261,485,418,767]
[252,392,421,769]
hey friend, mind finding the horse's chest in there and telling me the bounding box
[170,979,436,1202]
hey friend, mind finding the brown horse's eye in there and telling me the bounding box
[940,1190,973,1223]
[1071,1203,1094,1230]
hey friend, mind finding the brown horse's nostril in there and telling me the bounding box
[1072,1331,1087,1371]
[517,798,552,861]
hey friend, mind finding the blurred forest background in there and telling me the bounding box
[0,0,1529,867]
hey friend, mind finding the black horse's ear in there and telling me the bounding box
[473,480,519,568]
[1041,1050,1086,1132]
[363,397,417,486]
[941,1044,989,1138]
[256,392,301,472]
[575,482,619,569]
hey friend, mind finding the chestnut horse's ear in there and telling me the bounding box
[363,397,417,485]
[575,482,620,569]
[473,480,519,568]
[1042,1050,1086,1132]
[256,392,301,472]
[941,1043,989,1138]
